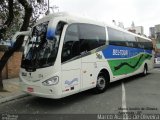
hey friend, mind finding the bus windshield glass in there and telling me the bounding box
[21,21,59,69]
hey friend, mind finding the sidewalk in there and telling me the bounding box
[0,78,28,104]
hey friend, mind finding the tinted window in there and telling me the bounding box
[108,27,126,46]
[108,27,152,50]
[124,33,137,47]
[61,24,80,63]
[21,21,60,69]
[124,33,136,41]
[137,37,145,49]
[79,24,106,53]
[145,42,153,50]
[108,27,124,41]
[136,37,153,50]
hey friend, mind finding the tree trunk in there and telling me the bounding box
[0,72,3,91]
[0,0,33,91]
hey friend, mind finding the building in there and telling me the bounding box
[126,22,144,35]
[155,24,160,43]
[126,26,144,35]
[149,27,155,38]
[150,24,160,40]
[0,46,22,79]
[149,24,160,56]
[155,25,160,56]
[135,26,144,35]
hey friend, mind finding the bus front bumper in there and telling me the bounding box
[20,82,62,99]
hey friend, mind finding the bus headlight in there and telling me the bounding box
[42,76,59,86]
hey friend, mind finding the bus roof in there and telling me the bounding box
[36,12,151,41]
[106,24,151,41]
[36,12,105,26]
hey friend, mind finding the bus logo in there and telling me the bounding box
[96,53,102,59]
[65,78,78,86]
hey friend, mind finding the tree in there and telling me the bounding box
[0,0,14,40]
[0,0,48,91]
[0,0,48,40]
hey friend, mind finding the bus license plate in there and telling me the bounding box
[27,87,34,92]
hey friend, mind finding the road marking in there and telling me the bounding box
[122,82,128,120]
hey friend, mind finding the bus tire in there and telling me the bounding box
[142,64,148,76]
[94,73,109,93]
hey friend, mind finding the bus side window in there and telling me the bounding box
[78,24,106,53]
[61,24,80,63]
[107,27,125,46]
[137,37,145,49]
[124,33,137,48]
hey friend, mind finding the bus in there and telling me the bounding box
[19,12,154,99]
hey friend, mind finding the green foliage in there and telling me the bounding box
[0,0,48,40]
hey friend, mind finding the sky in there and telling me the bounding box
[50,0,160,36]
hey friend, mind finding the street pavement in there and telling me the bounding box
[0,78,27,104]
[0,80,122,114]
[154,63,160,68]
[0,67,160,120]
[124,69,160,114]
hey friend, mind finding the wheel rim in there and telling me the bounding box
[97,77,106,90]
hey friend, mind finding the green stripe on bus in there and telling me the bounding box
[108,53,152,76]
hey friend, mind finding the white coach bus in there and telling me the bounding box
[19,12,154,99]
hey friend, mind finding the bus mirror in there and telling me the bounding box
[46,36,57,42]
[46,28,56,41]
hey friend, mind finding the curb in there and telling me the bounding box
[0,92,29,104]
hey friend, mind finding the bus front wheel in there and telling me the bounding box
[94,73,109,93]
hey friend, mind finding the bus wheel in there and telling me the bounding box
[142,64,148,76]
[94,73,109,93]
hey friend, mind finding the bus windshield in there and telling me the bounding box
[21,21,59,70]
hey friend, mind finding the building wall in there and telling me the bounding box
[126,26,144,35]
[155,24,160,33]
[152,38,158,52]
[149,24,160,54]
[134,26,144,35]
[0,52,22,79]
[155,25,160,44]
[149,27,155,38]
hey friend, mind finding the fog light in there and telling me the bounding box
[42,76,59,86]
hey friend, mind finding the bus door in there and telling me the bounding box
[61,24,81,94]
[79,24,100,90]
[81,54,97,90]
